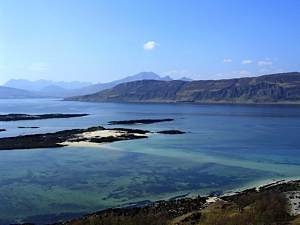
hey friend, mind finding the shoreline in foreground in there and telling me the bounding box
[46,179,299,225]
[11,178,299,225]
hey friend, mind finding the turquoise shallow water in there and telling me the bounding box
[0,99,300,224]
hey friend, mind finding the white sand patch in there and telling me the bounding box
[206,197,219,204]
[59,129,147,148]
[61,141,103,148]
[286,191,300,216]
[81,130,125,138]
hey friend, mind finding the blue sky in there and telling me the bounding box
[0,0,299,84]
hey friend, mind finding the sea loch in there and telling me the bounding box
[1,98,300,224]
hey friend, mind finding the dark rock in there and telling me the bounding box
[18,126,40,129]
[0,129,6,132]
[89,134,147,143]
[108,119,174,125]
[157,130,185,134]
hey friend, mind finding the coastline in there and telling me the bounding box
[51,178,300,225]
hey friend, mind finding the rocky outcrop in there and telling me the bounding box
[66,72,300,104]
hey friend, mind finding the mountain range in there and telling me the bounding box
[2,72,177,98]
[66,72,300,104]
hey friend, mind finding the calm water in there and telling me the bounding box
[1,99,300,224]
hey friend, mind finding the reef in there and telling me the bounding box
[0,113,89,121]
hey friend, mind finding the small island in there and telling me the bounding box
[18,126,40,129]
[108,119,174,125]
[157,130,186,134]
[0,129,6,132]
[0,113,89,121]
[0,126,149,150]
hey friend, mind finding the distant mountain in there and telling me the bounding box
[38,85,71,97]
[66,72,300,104]
[5,79,91,92]
[68,72,173,97]
[115,72,172,83]
[4,72,173,97]
[0,86,41,99]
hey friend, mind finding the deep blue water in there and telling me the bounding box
[0,98,300,224]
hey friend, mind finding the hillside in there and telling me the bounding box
[0,86,41,99]
[66,72,300,104]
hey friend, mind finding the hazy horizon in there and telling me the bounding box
[1,0,299,84]
[1,70,300,87]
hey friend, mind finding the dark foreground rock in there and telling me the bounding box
[157,130,186,134]
[54,196,207,225]
[0,113,89,121]
[108,119,174,125]
[0,126,149,150]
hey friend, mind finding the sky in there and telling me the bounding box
[0,0,299,84]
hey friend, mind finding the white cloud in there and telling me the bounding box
[28,62,48,72]
[242,59,252,64]
[143,41,159,50]
[258,60,273,66]
[223,58,232,63]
